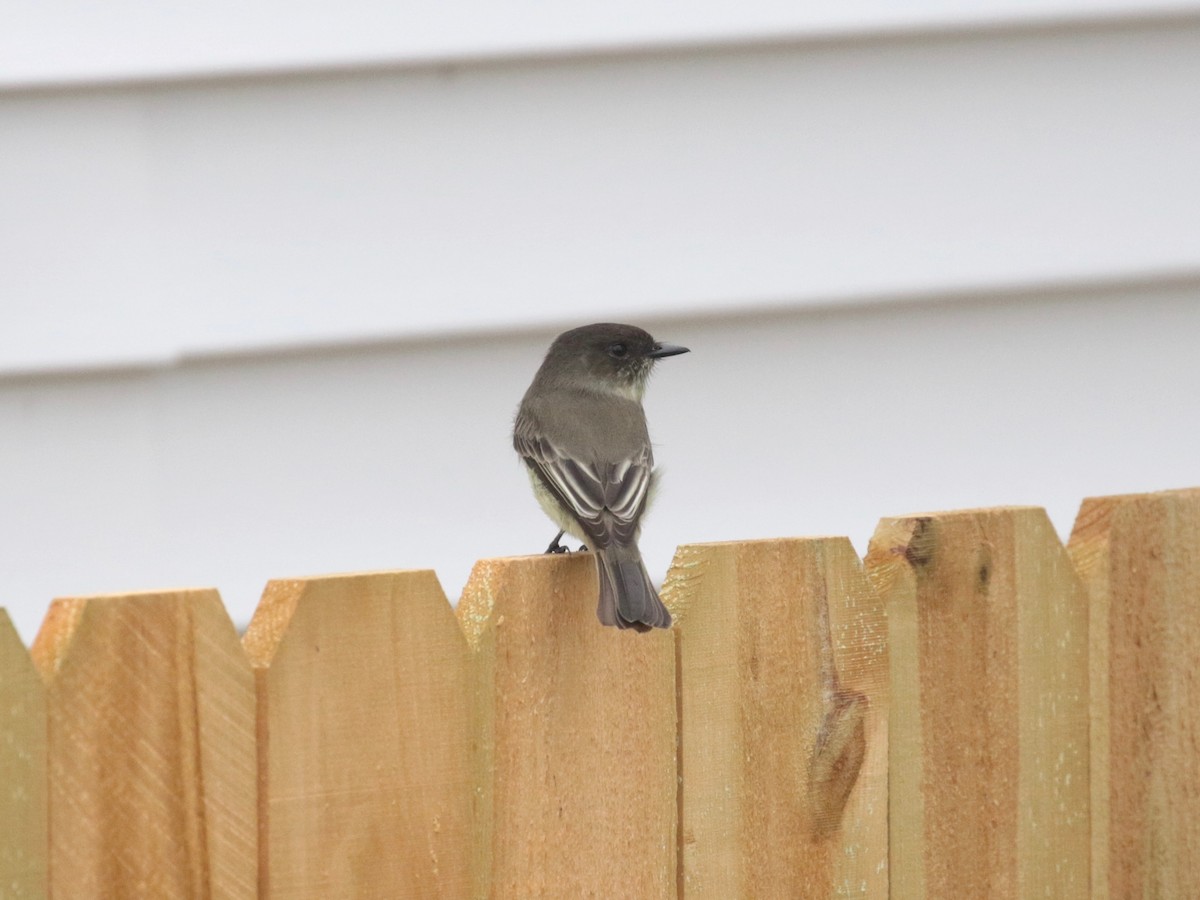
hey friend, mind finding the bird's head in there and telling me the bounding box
[543,323,689,401]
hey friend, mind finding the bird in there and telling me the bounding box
[513,323,689,630]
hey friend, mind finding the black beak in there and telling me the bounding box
[647,342,690,359]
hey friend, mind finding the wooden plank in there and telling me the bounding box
[1068,487,1200,898]
[0,608,47,898]
[30,589,256,898]
[662,537,888,898]
[865,507,1089,898]
[457,553,676,898]
[243,570,472,899]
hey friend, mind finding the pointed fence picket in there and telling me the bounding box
[663,537,887,898]
[0,487,1197,897]
[242,571,473,899]
[0,610,45,899]
[459,553,676,897]
[1068,488,1200,898]
[865,507,1090,899]
[29,589,256,899]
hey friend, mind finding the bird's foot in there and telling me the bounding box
[544,531,588,554]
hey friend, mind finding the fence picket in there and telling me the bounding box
[865,507,1089,899]
[1069,488,1200,898]
[457,553,676,898]
[0,609,46,898]
[30,589,256,898]
[242,571,473,899]
[662,537,888,898]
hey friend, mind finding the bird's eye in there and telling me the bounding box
[608,343,628,359]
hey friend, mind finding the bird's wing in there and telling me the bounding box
[514,429,652,548]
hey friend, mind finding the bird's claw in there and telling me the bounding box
[544,531,588,554]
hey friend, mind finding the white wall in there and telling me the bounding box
[4,19,1200,372]
[3,11,1199,640]
[3,285,1198,640]
[6,1,1195,86]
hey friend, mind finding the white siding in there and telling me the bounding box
[2,9,1198,639]
[5,1,1196,87]
[2,285,1198,641]
[4,19,1200,373]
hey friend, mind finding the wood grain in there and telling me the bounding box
[866,507,1089,899]
[662,537,888,898]
[1069,488,1200,898]
[30,589,256,899]
[243,570,472,899]
[457,552,676,899]
[0,609,46,898]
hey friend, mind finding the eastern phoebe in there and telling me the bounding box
[514,323,689,631]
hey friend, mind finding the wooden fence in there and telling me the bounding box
[2,487,1198,898]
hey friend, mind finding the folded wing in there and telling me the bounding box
[514,430,652,548]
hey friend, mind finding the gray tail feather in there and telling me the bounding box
[596,549,672,631]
